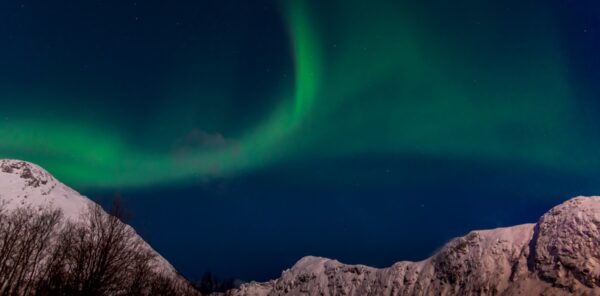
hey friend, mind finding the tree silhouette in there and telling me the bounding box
[0,202,200,296]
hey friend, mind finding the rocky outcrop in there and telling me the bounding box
[227,197,600,296]
[532,197,600,292]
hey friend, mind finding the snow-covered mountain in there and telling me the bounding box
[0,159,183,282]
[226,197,600,296]
[5,159,599,295]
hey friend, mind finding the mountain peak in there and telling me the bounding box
[0,159,192,287]
[228,196,600,296]
[533,196,600,290]
[0,159,90,219]
[0,159,55,192]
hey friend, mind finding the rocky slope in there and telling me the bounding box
[226,197,600,296]
[0,159,184,282]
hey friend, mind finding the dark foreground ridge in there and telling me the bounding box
[224,197,600,296]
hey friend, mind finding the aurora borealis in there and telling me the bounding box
[2,0,600,281]
[2,0,598,188]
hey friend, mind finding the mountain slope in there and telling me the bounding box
[0,159,91,220]
[0,159,186,286]
[227,197,600,296]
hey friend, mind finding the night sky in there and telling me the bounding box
[1,0,600,282]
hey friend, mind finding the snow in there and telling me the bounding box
[0,159,181,280]
[228,197,600,296]
[0,159,92,220]
[5,159,600,295]
[533,196,600,290]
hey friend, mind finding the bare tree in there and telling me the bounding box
[41,203,155,295]
[0,202,200,296]
[0,206,62,296]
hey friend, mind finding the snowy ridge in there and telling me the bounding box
[0,159,180,279]
[0,159,92,220]
[226,197,600,296]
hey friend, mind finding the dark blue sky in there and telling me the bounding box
[93,156,596,281]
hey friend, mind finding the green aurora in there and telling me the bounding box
[1,0,597,189]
